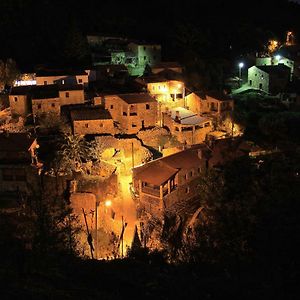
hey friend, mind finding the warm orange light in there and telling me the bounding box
[105,200,112,207]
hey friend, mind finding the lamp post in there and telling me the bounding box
[238,62,244,86]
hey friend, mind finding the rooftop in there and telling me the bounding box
[31,85,59,99]
[70,106,112,121]
[59,84,84,91]
[170,107,210,125]
[36,69,88,77]
[118,93,157,104]
[10,86,32,95]
[134,144,209,185]
[256,64,291,75]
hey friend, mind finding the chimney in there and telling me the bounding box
[175,110,180,123]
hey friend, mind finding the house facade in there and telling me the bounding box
[163,107,213,145]
[31,85,60,117]
[70,106,115,135]
[248,65,291,94]
[104,93,157,134]
[186,92,234,117]
[132,145,210,217]
[0,133,41,196]
[9,86,32,117]
[36,70,88,86]
[59,84,85,106]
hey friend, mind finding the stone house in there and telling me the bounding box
[9,84,85,117]
[70,105,115,135]
[132,145,210,217]
[151,62,183,74]
[0,132,41,196]
[128,42,161,69]
[247,65,291,95]
[186,91,234,118]
[135,71,185,113]
[132,137,251,218]
[36,69,88,86]
[162,107,212,145]
[256,55,294,80]
[104,93,157,134]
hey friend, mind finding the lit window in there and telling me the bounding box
[66,92,69,98]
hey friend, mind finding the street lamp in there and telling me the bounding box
[238,62,244,86]
[105,200,112,207]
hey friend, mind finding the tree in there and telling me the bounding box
[0,58,20,90]
[55,133,92,176]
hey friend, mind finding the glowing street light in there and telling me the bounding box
[105,200,112,207]
[275,54,281,61]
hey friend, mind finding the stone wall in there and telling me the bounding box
[73,119,115,135]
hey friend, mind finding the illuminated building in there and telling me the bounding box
[104,93,157,134]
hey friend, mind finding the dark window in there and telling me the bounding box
[85,123,89,128]
[190,171,193,177]
[259,83,263,89]
[44,81,47,85]
[144,46,146,50]
[184,174,187,180]
[15,169,26,181]
[123,111,127,116]
[37,104,41,109]
[132,123,137,127]
[66,92,69,98]
[144,56,147,60]
[14,97,18,102]
[198,167,201,173]
[249,80,252,86]
[78,79,83,83]
[51,103,55,107]
[99,123,103,127]
[146,104,150,109]
[110,105,114,109]
[185,186,190,194]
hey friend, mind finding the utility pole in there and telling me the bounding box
[82,208,94,259]
[117,216,127,258]
[131,142,134,168]
[95,201,99,259]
